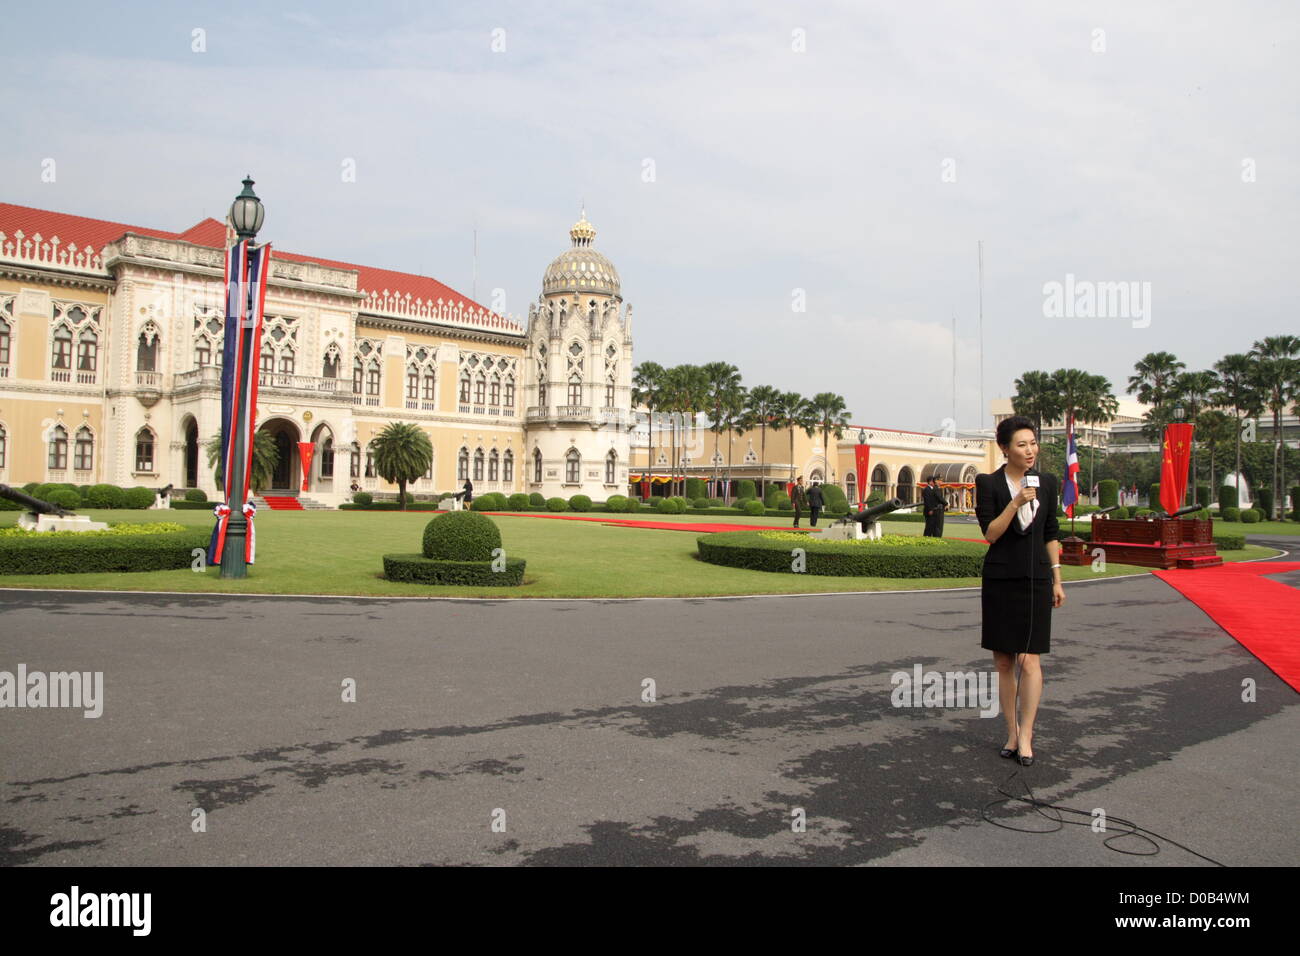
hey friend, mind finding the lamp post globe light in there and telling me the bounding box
[219,177,264,580]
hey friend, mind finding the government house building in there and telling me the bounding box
[1,198,996,511]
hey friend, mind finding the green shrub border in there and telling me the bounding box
[696,531,985,577]
[382,553,526,586]
[0,529,211,575]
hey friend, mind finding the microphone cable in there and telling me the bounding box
[978,466,1228,865]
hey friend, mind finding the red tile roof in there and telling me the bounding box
[0,201,519,332]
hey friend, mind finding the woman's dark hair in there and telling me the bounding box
[996,415,1038,449]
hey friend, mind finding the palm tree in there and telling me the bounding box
[1250,336,1300,519]
[726,396,752,500]
[808,392,851,488]
[1171,369,1220,500]
[1012,370,1064,437]
[702,361,743,493]
[745,385,782,499]
[206,428,278,494]
[370,422,433,511]
[1213,353,1262,504]
[673,364,710,497]
[1074,373,1118,499]
[632,361,667,497]
[778,391,814,484]
[1128,351,1186,408]
[1198,410,1236,500]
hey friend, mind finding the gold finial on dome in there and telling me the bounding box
[570,207,596,247]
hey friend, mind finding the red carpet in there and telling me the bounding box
[261,496,304,511]
[1154,561,1300,692]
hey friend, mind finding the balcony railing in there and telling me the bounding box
[557,405,591,420]
[135,371,162,388]
[0,365,9,378]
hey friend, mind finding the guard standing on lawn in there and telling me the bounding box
[807,480,825,527]
[922,476,946,537]
[791,475,809,527]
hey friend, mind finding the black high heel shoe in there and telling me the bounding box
[1017,752,1035,767]
[999,746,1018,759]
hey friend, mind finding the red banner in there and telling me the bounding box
[1159,423,1194,513]
[298,442,315,491]
[853,443,872,508]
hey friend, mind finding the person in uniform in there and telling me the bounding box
[791,476,809,527]
[975,415,1065,767]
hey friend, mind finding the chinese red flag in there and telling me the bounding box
[1159,423,1194,513]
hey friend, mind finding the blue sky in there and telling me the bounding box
[3,1,1296,432]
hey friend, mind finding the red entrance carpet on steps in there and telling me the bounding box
[1154,561,1300,692]
[260,496,303,511]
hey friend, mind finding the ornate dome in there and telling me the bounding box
[542,210,621,297]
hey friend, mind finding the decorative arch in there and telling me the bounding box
[565,447,581,484]
[134,426,156,473]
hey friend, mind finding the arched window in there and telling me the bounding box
[606,450,616,484]
[422,370,436,401]
[0,316,11,369]
[353,358,364,393]
[568,377,582,406]
[845,472,857,507]
[76,328,98,372]
[458,447,469,480]
[52,325,73,370]
[474,375,486,405]
[504,377,515,409]
[135,428,155,472]
[365,361,381,396]
[605,384,615,407]
[489,376,500,406]
[566,448,580,483]
[533,448,542,483]
[195,338,212,367]
[0,423,7,469]
[48,425,68,469]
[74,426,94,471]
[278,347,295,375]
[137,330,158,372]
[503,450,514,482]
[349,442,361,479]
[321,438,334,478]
[406,366,419,400]
[473,447,485,481]
[364,442,376,478]
[260,344,275,374]
[488,449,499,481]
[322,352,339,378]
[538,382,547,406]
[459,374,471,403]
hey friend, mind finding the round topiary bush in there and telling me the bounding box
[734,497,751,511]
[21,482,42,495]
[85,484,127,509]
[737,479,756,499]
[46,489,81,510]
[622,497,641,513]
[34,483,75,501]
[1134,508,1156,517]
[422,510,501,561]
[185,488,208,503]
[820,484,848,513]
[529,492,546,507]
[470,495,496,511]
[655,497,675,513]
[707,497,725,507]
[568,494,592,512]
[1111,506,1129,519]
[743,499,765,516]
[605,494,627,511]
[507,493,530,511]
[353,491,373,506]
[685,477,706,500]
[693,497,710,509]
[1240,508,1261,523]
[547,496,568,512]
[125,486,156,509]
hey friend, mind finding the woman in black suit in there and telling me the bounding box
[975,415,1065,766]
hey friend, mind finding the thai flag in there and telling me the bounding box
[1063,417,1080,518]
[209,239,271,565]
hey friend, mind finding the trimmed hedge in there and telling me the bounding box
[743,499,765,516]
[338,502,443,511]
[685,477,706,500]
[737,479,756,499]
[546,497,569,512]
[1240,509,1261,523]
[697,530,985,577]
[693,497,711,509]
[1256,488,1273,518]
[508,493,530,511]
[1061,527,1246,551]
[422,511,501,561]
[84,484,127,509]
[1098,479,1119,509]
[47,489,81,509]
[184,488,208,503]
[820,484,848,514]
[568,494,592,512]
[0,528,211,574]
[605,494,628,511]
[621,497,641,513]
[125,486,156,509]
[353,491,373,505]
[1218,484,1238,509]
[529,492,546,506]
[382,553,525,586]
[1221,507,1241,522]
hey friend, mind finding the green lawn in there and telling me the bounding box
[0,509,1284,599]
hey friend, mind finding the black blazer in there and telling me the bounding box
[975,465,1059,579]
[922,484,945,515]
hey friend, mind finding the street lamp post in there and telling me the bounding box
[219,176,265,580]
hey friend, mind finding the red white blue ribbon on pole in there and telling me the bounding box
[242,500,257,563]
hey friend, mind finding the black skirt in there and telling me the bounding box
[981,575,1053,654]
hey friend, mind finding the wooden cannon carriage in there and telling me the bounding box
[1060,512,1222,570]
